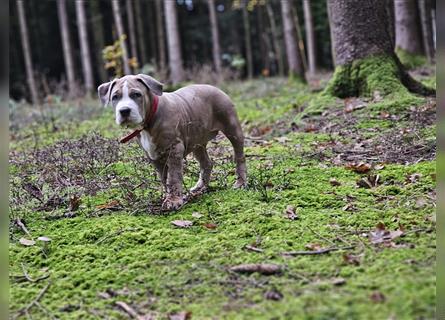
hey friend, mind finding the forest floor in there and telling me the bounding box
[9,67,436,319]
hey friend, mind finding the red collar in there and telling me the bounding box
[119,95,159,143]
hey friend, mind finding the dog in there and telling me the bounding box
[98,74,247,210]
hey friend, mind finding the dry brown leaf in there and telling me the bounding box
[203,223,217,230]
[329,178,341,186]
[229,263,282,275]
[264,290,283,300]
[370,291,386,303]
[369,222,404,245]
[344,98,367,113]
[168,311,192,320]
[284,205,298,220]
[346,162,371,173]
[356,174,380,188]
[331,277,346,286]
[69,195,81,211]
[343,254,361,266]
[305,243,323,251]
[19,238,35,246]
[96,200,119,210]
[171,220,193,228]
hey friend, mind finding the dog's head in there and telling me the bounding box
[97,74,163,127]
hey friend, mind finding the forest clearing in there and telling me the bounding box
[9,0,436,319]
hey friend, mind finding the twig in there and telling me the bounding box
[281,246,354,256]
[20,263,50,283]
[13,282,51,319]
[306,225,336,246]
[16,218,31,236]
[115,301,141,319]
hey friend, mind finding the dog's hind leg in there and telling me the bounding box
[222,120,247,188]
[191,145,213,194]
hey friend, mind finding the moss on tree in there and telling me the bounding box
[326,55,434,99]
[396,48,428,70]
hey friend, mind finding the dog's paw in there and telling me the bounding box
[162,195,184,211]
[190,181,208,196]
[233,179,247,189]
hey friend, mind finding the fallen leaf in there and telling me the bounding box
[168,311,192,320]
[329,178,341,186]
[304,124,318,132]
[342,203,355,212]
[37,236,51,242]
[369,222,404,245]
[171,220,193,228]
[19,238,36,246]
[274,136,291,144]
[264,290,283,301]
[96,200,120,210]
[192,212,203,218]
[305,243,323,251]
[69,195,81,211]
[370,291,386,303]
[22,182,44,202]
[203,223,217,230]
[331,277,346,286]
[284,205,298,220]
[406,173,422,184]
[356,174,380,188]
[229,263,282,275]
[414,197,427,209]
[374,164,385,170]
[346,162,371,173]
[344,97,367,113]
[343,254,361,266]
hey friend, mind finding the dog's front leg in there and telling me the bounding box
[162,142,185,211]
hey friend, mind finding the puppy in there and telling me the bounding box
[98,74,247,210]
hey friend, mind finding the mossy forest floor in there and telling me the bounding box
[9,67,436,319]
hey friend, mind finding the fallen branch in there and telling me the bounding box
[115,301,141,319]
[229,263,282,275]
[281,246,354,256]
[20,263,50,283]
[13,282,51,319]
[15,218,31,236]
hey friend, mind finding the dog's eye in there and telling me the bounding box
[112,94,119,102]
[130,92,142,99]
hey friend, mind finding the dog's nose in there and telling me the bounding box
[119,108,131,118]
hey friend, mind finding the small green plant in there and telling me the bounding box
[102,35,139,77]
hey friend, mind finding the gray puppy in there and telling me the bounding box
[98,74,247,210]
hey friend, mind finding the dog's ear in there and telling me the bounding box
[136,74,163,96]
[97,80,116,107]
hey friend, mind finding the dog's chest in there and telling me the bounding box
[139,131,158,160]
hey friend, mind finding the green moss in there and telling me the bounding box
[396,48,428,69]
[326,55,409,98]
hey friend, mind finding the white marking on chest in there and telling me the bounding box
[140,130,158,160]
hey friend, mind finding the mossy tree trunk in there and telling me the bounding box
[326,0,434,98]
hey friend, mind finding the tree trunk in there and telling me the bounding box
[395,0,424,55]
[291,4,307,73]
[303,0,317,74]
[207,0,222,75]
[125,0,138,66]
[111,0,131,75]
[280,0,305,79]
[155,0,166,71]
[75,0,94,95]
[57,0,76,97]
[386,0,395,50]
[418,0,435,63]
[16,0,39,104]
[242,5,253,79]
[326,1,336,66]
[266,2,284,76]
[326,0,433,98]
[134,0,148,66]
[164,0,185,83]
[90,0,107,82]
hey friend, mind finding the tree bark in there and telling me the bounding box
[327,0,433,97]
[164,0,185,83]
[155,0,166,71]
[386,0,395,50]
[134,0,148,65]
[57,0,76,97]
[266,2,284,76]
[280,0,305,79]
[208,0,222,75]
[418,0,435,63]
[242,5,253,79]
[112,0,131,75]
[75,0,94,95]
[90,0,107,82]
[303,0,317,74]
[395,0,424,55]
[126,0,138,66]
[16,0,39,104]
